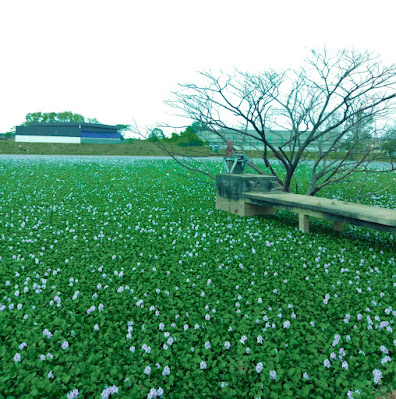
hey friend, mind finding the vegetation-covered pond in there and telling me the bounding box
[0,156,394,398]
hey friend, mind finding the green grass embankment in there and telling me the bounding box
[0,141,393,162]
[0,141,216,157]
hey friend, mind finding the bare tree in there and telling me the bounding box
[166,48,396,195]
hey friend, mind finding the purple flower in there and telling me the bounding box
[240,335,247,345]
[146,388,157,399]
[43,329,53,339]
[200,361,207,370]
[347,390,361,399]
[162,366,170,376]
[61,340,69,350]
[380,345,389,354]
[149,389,157,399]
[269,370,277,380]
[205,341,211,350]
[14,353,21,363]
[256,362,263,373]
[144,366,151,376]
[18,342,27,350]
[373,369,382,385]
[381,356,391,365]
[66,389,79,399]
[324,359,331,368]
[101,385,119,398]
[86,306,95,315]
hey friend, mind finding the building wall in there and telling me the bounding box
[81,131,121,139]
[81,138,121,144]
[197,129,340,152]
[15,135,81,144]
[15,123,121,144]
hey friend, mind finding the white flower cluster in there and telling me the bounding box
[332,334,341,346]
[101,385,119,398]
[66,389,79,399]
[146,387,164,398]
[61,340,69,350]
[18,342,27,350]
[347,390,361,398]
[240,335,247,345]
[323,294,330,305]
[141,344,151,354]
[372,369,382,385]
[86,305,95,315]
[72,291,79,300]
[43,329,53,339]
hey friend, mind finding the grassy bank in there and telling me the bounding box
[0,141,216,157]
[0,141,393,163]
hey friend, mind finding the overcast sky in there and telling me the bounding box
[1,0,395,136]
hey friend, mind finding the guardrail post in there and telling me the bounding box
[333,221,344,231]
[299,214,310,233]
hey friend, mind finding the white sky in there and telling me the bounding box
[0,0,395,137]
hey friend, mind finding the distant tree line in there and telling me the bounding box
[23,111,99,125]
[147,122,208,147]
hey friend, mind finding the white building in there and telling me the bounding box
[197,128,341,152]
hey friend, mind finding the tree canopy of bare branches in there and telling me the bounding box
[166,48,396,195]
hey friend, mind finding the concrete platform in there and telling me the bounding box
[244,192,396,233]
[216,174,281,201]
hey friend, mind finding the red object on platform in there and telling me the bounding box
[226,141,233,157]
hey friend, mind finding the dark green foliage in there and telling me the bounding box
[381,127,396,156]
[178,140,204,147]
[23,112,99,125]
[0,158,394,398]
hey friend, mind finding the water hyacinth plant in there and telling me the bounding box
[0,155,395,398]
